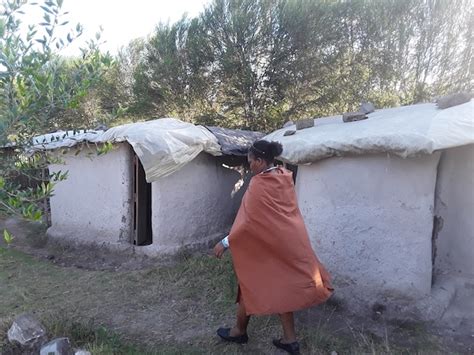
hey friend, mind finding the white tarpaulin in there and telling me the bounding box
[264,100,474,164]
[98,119,221,181]
[32,129,105,147]
[32,118,222,181]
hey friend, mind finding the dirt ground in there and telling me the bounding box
[0,218,473,354]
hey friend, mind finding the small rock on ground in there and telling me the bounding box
[40,337,73,355]
[7,313,47,348]
[74,350,92,355]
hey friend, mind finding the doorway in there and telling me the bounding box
[133,154,152,246]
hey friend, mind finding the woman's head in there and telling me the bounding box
[248,140,283,174]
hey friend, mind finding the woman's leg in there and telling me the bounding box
[278,312,297,343]
[230,301,250,336]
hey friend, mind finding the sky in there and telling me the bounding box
[19,0,211,56]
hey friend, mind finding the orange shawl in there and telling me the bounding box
[229,167,333,315]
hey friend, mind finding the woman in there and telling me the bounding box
[213,140,333,355]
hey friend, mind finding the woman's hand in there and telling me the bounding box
[213,241,226,259]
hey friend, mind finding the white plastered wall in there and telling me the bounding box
[295,153,440,301]
[434,144,474,276]
[146,153,242,253]
[47,143,133,244]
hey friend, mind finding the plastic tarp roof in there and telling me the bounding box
[31,129,104,147]
[205,126,265,156]
[264,100,474,165]
[32,118,222,182]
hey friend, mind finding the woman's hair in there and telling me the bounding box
[249,140,283,163]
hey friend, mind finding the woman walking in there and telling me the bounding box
[213,140,333,354]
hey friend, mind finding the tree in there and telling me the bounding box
[118,0,473,131]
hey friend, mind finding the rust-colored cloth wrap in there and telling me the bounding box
[229,167,333,315]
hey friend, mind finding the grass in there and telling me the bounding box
[0,316,169,354]
[0,247,450,354]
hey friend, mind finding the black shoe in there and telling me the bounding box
[272,338,300,354]
[217,327,249,344]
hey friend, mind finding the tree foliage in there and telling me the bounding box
[117,0,473,131]
[0,0,113,140]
